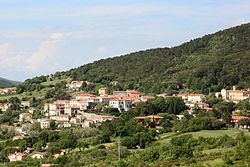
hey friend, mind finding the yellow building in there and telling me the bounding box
[0,103,10,112]
[98,87,109,96]
[221,89,250,103]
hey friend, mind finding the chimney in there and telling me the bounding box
[233,86,236,90]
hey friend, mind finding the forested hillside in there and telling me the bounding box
[0,77,20,88]
[58,23,250,94]
[18,23,250,95]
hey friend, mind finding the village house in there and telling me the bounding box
[47,100,70,116]
[81,113,116,127]
[113,90,140,98]
[58,122,72,128]
[69,116,84,125]
[110,81,119,85]
[231,116,249,127]
[218,87,250,103]
[109,97,132,111]
[30,152,46,159]
[50,115,70,122]
[83,119,94,127]
[69,99,89,110]
[8,152,26,162]
[13,135,30,141]
[64,106,80,116]
[0,103,10,112]
[232,110,250,115]
[176,115,185,120]
[40,119,51,129]
[98,96,112,105]
[178,93,205,103]
[66,81,93,90]
[185,102,209,109]
[0,87,16,94]
[66,81,84,90]
[86,97,100,103]
[98,87,109,96]
[44,103,50,111]
[19,112,32,122]
[41,164,54,167]
[25,147,34,154]
[53,150,66,159]
[135,115,163,128]
[75,93,97,100]
[157,93,173,99]
[21,101,30,108]
[140,96,154,102]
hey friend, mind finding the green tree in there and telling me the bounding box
[50,120,57,130]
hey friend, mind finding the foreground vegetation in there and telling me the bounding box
[1,127,249,167]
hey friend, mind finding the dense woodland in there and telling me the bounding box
[54,23,250,94]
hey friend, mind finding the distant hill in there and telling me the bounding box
[20,23,250,94]
[0,77,20,88]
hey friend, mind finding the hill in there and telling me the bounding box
[60,23,250,94]
[19,23,250,95]
[0,77,20,88]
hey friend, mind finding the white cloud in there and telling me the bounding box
[0,43,28,70]
[0,43,11,58]
[96,46,108,54]
[25,32,65,71]
[0,32,66,72]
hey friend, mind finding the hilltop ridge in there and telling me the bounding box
[59,23,250,94]
[20,23,250,94]
[0,77,20,88]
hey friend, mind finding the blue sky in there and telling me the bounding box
[0,0,249,81]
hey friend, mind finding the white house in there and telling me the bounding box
[19,113,32,122]
[30,152,45,159]
[109,98,132,111]
[178,93,205,103]
[40,119,51,129]
[8,152,26,162]
[66,81,84,90]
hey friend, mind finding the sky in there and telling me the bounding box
[0,0,250,81]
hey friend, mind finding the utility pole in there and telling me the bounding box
[118,135,121,161]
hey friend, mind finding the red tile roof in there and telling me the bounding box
[231,116,249,120]
[76,93,96,97]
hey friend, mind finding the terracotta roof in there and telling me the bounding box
[128,90,140,94]
[31,152,46,156]
[227,90,250,93]
[135,115,163,119]
[9,152,26,157]
[13,136,29,139]
[54,100,69,104]
[76,93,96,97]
[178,93,204,96]
[231,116,249,120]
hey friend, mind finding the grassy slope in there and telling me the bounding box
[0,77,71,100]
[157,129,246,145]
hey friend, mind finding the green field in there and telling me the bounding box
[41,77,71,86]
[158,129,248,145]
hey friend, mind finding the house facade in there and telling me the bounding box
[220,89,250,103]
[109,98,132,111]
